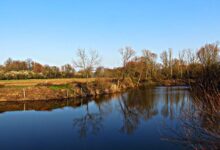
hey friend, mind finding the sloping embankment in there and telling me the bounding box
[0,78,135,102]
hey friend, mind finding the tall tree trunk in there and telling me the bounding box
[137,71,143,86]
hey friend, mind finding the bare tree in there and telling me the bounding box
[119,47,136,67]
[160,51,168,68]
[73,49,101,78]
[160,49,173,79]
[160,50,169,78]
[119,47,136,79]
[142,49,157,80]
[26,58,33,71]
[169,48,173,78]
[178,50,185,79]
[197,43,220,67]
[182,49,197,78]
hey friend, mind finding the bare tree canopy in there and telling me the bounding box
[197,43,220,67]
[119,47,136,79]
[142,49,157,63]
[119,47,136,67]
[160,51,168,68]
[73,49,101,78]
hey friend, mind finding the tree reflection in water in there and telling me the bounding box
[72,86,220,149]
[118,94,140,134]
[73,86,191,137]
[118,87,159,134]
[73,102,103,138]
[160,88,220,150]
[73,95,114,138]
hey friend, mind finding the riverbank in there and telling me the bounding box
[0,78,136,101]
[0,78,187,101]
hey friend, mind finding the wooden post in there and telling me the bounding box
[117,80,120,88]
[66,90,69,98]
[80,88,83,106]
[81,88,83,95]
[23,89,26,99]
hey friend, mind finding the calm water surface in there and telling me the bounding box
[0,86,192,150]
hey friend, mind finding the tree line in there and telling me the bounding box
[0,42,219,88]
[0,58,75,79]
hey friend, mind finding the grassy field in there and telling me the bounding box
[0,78,98,87]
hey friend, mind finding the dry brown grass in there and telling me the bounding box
[0,78,92,87]
[0,78,114,87]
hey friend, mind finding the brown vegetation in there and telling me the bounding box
[0,78,97,87]
[0,78,135,101]
[160,43,220,150]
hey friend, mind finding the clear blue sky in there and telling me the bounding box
[0,0,219,68]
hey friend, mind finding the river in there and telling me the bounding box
[0,86,213,150]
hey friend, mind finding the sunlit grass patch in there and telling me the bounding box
[49,84,70,90]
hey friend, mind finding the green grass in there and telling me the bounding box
[49,84,70,90]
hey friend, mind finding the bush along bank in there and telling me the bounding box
[0,78,135,101]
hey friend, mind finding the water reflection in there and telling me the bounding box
[72,86,191,137]
[118,94,140,134]
[0,87,190,137]
[0,86,218,150]
[117,87,190,134]
[160,87,220,149]
[73,101,103,138]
